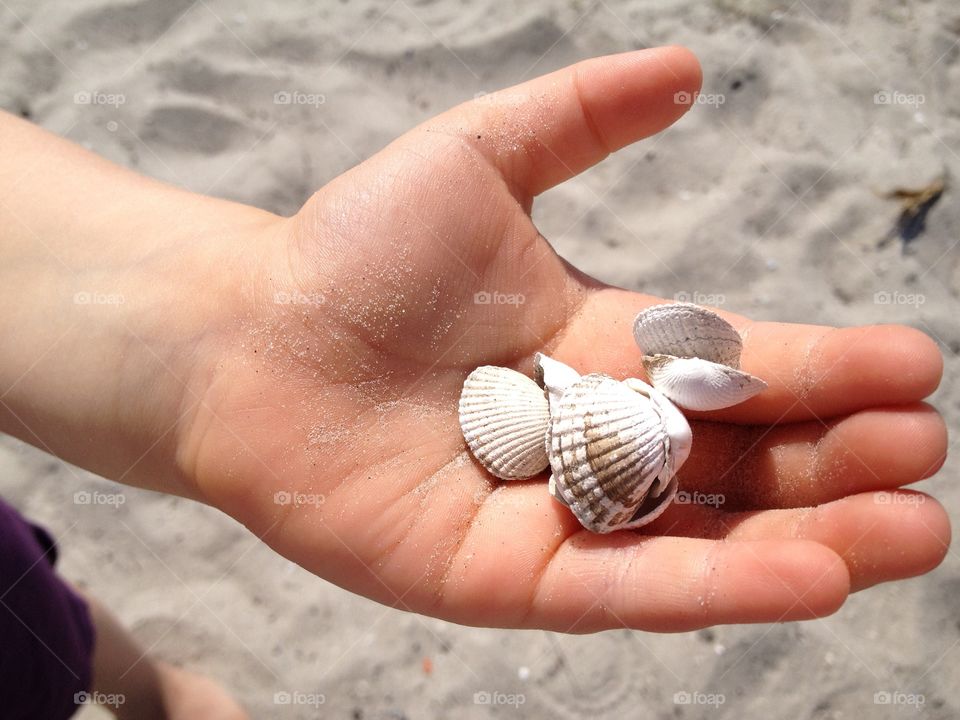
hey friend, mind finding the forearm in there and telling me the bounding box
[0,111,279,498]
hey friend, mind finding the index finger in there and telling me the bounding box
[546,288,943,424]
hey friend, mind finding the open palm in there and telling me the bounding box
[183,47,949,632]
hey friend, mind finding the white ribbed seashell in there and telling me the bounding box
[633,303,767,411]
[622,377,692,492]
[642,354,768,412]
[533,352,581,414]
[459,366,550,480]
[633,302,743,367]
[547,373,692,533]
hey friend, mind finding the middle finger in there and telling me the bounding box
[675,403,945,511]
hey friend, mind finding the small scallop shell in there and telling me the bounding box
[548,373,681,533]
[459,366,550,480]
[642,354,768,412]
[633,302,743,368]
[633,303,767,411]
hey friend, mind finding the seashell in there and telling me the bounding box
[533,352,581,415]
[459,366,550,480]
[622,377,692,491]
[633,303,767,411]
[547,373,692,533]
[633,302,744,367]
[642,354,768,412]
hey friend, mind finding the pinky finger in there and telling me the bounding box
[530,534,850,633]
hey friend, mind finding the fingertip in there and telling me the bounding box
[909,403,948,479]
[656,45,703,92]
[594,45,701,87]
[815,325,943,408]
[895,325,944,399]
[653,46,703,124]
[873,491,951,585]
[915,494,953,573]
[714,540,849,623]
[824,491,952,592]
[826,403,948,487]
[573,45,705,154]
[856,325,943,399]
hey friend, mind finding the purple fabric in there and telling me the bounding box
[0,497,94,720]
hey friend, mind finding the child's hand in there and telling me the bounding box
[181,47,947,631]
[0,47,948,631]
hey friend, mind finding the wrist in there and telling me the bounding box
[0,183,282,500]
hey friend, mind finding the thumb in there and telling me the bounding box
[425,46,702,201]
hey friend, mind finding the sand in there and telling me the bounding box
[1,0,958,718]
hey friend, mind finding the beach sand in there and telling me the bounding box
[1,0,957,717]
